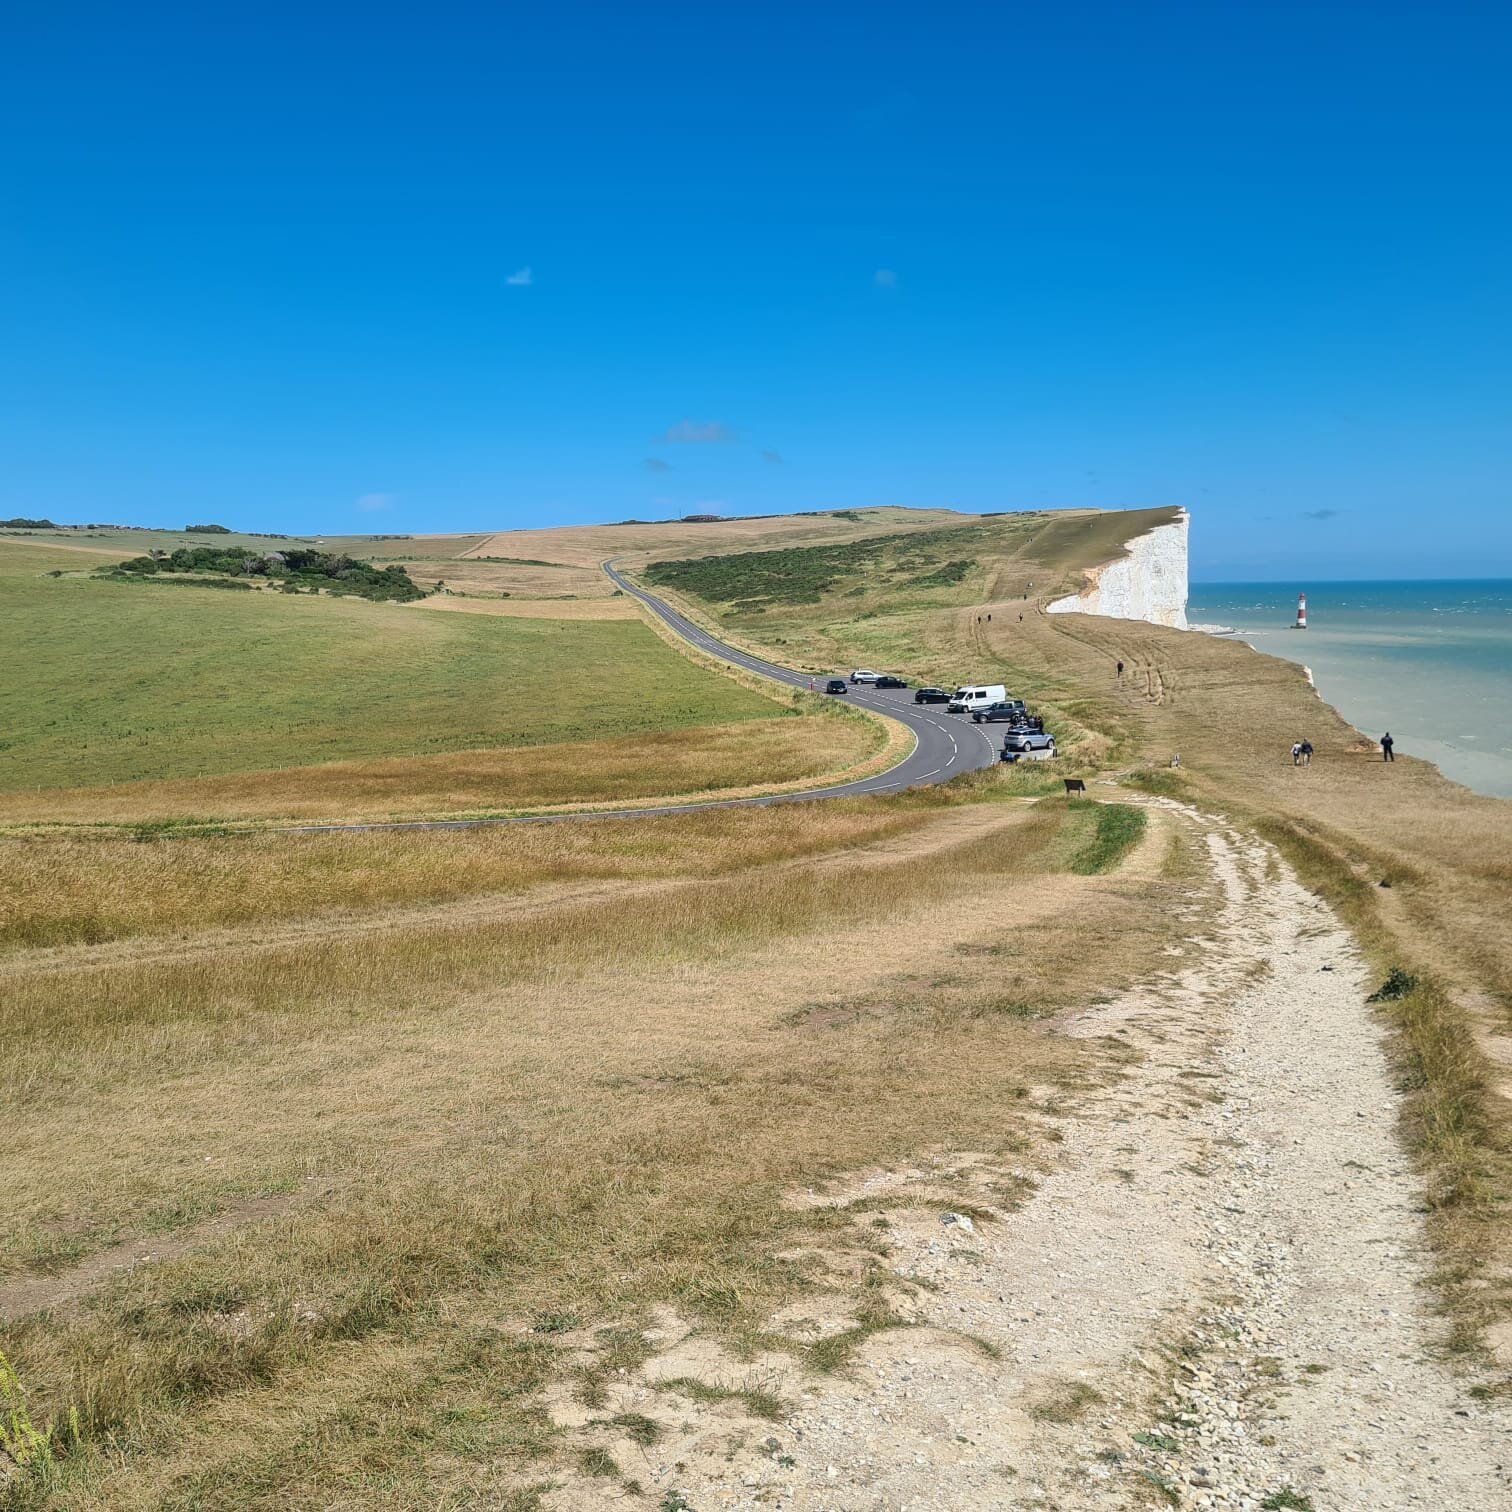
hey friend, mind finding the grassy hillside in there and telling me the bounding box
[0,541,791,794]
[459,504,983,569]
[631,504,1512,1363]
[645,523,1002,609]
[2,502,1504,1507]
[635,506,1179,684]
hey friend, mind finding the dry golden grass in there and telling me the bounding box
[461,505,985,570]
[396,555,619,602]
[412,591,640,619]
[0,715,882,826]
[0,804,927,953]
[0,795,1173,1508]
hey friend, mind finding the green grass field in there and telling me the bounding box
[0,542,786,790]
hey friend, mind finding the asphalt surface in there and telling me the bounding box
[603,560,1002,802]
[285,566,1001,832]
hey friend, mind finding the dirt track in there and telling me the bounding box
[543,800,1510,1511]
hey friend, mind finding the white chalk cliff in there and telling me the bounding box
[1046,509,1189,630]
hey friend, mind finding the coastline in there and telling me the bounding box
[1188,580,1512,800]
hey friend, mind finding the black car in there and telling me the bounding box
[970,700,1028,724]
[874,675,908,690]
[913,687,951,704]
[824,678,848,695]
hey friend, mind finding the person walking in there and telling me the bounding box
[1300,739,1314,766]
[1291,741,1303,766]
[1116,660,1124,678]
[1381,731,1395,762]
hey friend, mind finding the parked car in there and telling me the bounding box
[849,669,880,684]
[1000,729,1056,761]
[824,678,848,694]
[970,700,1027,724]
[913,687,951,704]
[874,675,908,689]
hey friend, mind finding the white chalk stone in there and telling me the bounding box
[1046,509,1189,629]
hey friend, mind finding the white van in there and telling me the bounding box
[947,684,1007,713]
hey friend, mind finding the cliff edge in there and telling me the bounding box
[1046,508,1189,629]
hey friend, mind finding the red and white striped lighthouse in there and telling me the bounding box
[1294,592,1308,629]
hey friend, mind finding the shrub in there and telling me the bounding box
[107,547,425,602]
[1367,967,1419,1003]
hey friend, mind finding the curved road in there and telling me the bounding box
[603,561,1000,803]
[288,567,999,832]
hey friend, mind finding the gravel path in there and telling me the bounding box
[545,805,1509,1511]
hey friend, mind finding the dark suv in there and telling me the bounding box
[824,678,848,695]
[874,675,908,690]
[970,700,1027,724]
[913,687,951,704]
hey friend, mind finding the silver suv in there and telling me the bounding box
[1000,729,1056,761]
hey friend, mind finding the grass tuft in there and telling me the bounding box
[1068,801,1147,875]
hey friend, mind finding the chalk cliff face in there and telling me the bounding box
[1046,509,1189,630]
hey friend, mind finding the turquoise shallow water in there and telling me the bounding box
[1187,580,1512,799]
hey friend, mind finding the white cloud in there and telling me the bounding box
[355,493,394,512]
[506,266,533,286]
[662,419,738,444]
[874,268,897,288]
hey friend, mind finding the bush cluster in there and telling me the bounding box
[109,547,425,602]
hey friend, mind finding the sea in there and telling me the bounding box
[1186,580,1512,799]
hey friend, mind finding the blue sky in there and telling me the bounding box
[3,3,1509,578]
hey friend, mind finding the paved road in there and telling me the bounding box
[287,567,1000,832]
[602,561,1001,801]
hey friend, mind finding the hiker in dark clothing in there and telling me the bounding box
[1300,740,1313,766]
[1116,660,1124,678]
[1381,732,1395,762]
